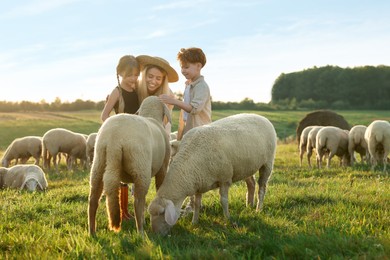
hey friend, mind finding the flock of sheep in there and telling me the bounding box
[1,100,389,237]
[299,120,390,171]
[0,126,97,191]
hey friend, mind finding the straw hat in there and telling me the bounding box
[136,55,179,82]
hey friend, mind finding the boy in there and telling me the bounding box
[159,47,211,140]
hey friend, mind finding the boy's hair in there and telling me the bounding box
[177,47,206,68]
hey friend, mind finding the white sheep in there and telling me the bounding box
[306,126,324,168]
[1,136,42,168]
[148,113,277,235]
[86,133,97,169]
[364,120,390,172]
[316,126,350,168]
[348,125,368,166]
[42,128,87,173]
[0,164,48,192]
[299,126,315,167]
[88,96,171,236]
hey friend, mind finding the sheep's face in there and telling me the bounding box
[150,213,171,236]
[148,198,175,236]
[23,178,40,192]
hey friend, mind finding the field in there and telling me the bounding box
[0,110,389,259]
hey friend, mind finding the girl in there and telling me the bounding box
[100,55,140,220]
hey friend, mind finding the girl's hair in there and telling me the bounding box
[116,55,139,87]
[137,65,171,104]
[177,47,207,67]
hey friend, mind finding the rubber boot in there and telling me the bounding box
[120,184,132,220]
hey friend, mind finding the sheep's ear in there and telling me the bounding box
[164,200,179,226]
[163,104,171,123]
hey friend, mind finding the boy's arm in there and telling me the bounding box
[159,94,192,113]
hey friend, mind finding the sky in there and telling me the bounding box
[1,0,390,104]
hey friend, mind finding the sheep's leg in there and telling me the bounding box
[299,148,304,167]
[219,183,231,220]
[192,193,203,224]
[88,166,104,236]
[307,148,312,168]
[133,180,150,234]
[34,155,40,166]
[327,152,334,168]
[104,173,121,232]
[245,175,255,207]
[257,163,272,212]
[53,153,59,173]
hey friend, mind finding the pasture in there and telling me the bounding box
[0,110,389,259]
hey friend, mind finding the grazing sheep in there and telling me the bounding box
[306,126,324,168]
[42,128,87,173]
[316,126,350,169]
[364,120,390,172]
[86,133,97,169]
[0,164,48,192]
[88,96,171,236]
[348,125,368,166]
[1,136,42,167]
[299,126,316,167]
[296,110,350,145]
[148,113,277,235]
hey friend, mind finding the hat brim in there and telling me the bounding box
[136,55,179,83]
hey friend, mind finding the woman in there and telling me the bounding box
[136,55,178,134]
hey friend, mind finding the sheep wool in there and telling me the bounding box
[348,125,368,166]
[42,128,87,172]
[0,164,48,191]
[364,120,390,172]
[316,126,350,168]
[148,113,277,235]
[1,136,42,167]
[88,96,171,236]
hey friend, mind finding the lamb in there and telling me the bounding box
[42,128,87,173]
[0,164,48,192]
[364,120,390,172]
[148,113,277,235]
[1,136,42,167]
[348,125,368,166]
[306,126,323,168]
[86,133,97,169]
[88,96,171,236]
[315,126,350,168]
[299,126,315,167]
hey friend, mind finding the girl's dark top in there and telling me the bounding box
[114,86,140,114]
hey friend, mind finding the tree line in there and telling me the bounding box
[0,97,274,112]
[271,65,390,110]
[2,65,389,112]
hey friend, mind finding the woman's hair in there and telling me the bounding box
[116,55,139,87]
[177,47,207,67]
[137,65,171,104]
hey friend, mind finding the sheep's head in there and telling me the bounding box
[138,96,171,124]
[148,197,178,235]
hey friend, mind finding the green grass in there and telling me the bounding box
[0,110,389,259]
